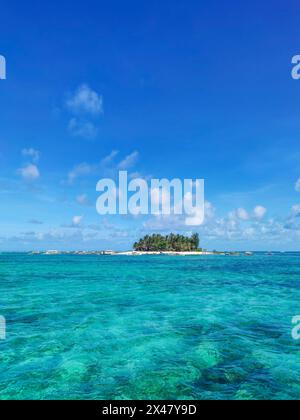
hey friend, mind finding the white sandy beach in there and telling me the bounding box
[116,251,215,256]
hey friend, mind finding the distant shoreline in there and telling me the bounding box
[29,250,252,256]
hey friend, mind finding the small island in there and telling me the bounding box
[29,233,250,256]
[133,233,201,252]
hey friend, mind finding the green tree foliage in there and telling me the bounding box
[133,233,201,252]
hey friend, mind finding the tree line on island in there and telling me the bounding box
[133,233,201,252]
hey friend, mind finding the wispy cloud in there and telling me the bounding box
[101,150,119,167]
[22,148,40,163]
[67,162,93,184]
[68,118,98,140]
[118,151,139,170]
[28,219,44,225]
[65,150,140,184]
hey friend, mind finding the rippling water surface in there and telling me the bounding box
[0,252,300,400]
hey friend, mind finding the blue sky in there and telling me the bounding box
[1,0,300,251]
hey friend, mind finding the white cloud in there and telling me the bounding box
[18,164,40,181]
[72,215,83,227]
[66,84,103,115]
[236,208,250,221]
[118,151,139,170]
[291,204,300,217]
[68,118,98,139]
[253,205,267,219]
[22,148,40,163]
[295,179,300,192]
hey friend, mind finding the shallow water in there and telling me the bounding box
[0,252,300,400]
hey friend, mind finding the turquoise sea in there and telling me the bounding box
[0,252,300,400]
